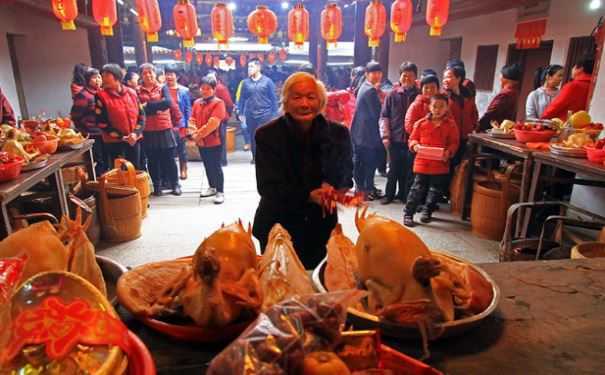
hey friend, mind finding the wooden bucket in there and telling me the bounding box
[471,164,520,241]
[96,177,142,243]
[450,159,490,216]
[102,159,151,218]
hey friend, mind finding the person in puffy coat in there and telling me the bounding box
[404,94,459,227]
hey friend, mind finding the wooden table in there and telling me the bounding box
[0,140,94,234]
[463,134,534,236]
[121,258,605,374]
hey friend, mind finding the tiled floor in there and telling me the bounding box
[97,151,500,268]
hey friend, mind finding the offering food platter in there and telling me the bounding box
[487,129,515,139]
[549,143,587,158]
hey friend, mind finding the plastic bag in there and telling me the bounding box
[207,290,365,375]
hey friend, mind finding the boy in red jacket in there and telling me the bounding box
[404,94,460,227]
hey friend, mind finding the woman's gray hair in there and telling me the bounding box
[281,72,327,114]
[139,62,156,74]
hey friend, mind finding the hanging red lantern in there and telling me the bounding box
[92,0,117,37]
[391,0,412,43]
[257,53,265,64]
[205,53,213,66]
[267,51,276,65]
[240,54,247,67]
[288,3,309,47]
[211,3,234,46]
[173,0,199,48]
[278,48,287,62]
[320,3,342,47]
[196,51,203,65]
[213,55,220,67]
[185,50,193,64]
[51,0,78,31]
[426,0,450,36]
[364,0,387,48]
[135,0,162,42]
[247,5,278,44]
[174,49,182,60]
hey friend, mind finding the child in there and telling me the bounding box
[405,74,440,135]
[404,94,460,227]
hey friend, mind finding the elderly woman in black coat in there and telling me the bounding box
[253,72,354,269]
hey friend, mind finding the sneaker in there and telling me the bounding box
[200,188,217,197]
[153,186,163,197]
[420,210,432,223]
[243,144,251,151]
[214,192,224,204]
[403,215,415,227]
[171,185,182,196]
[381,197,394,205]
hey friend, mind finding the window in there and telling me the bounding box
[474,45,499,91]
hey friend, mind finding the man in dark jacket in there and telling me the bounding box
[379,61,419,204]
[479,64,522,131]
[351,62,384,200]
[237,58,278,162]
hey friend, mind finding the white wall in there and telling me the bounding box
[0,4,91,119]
[388,0,604,113]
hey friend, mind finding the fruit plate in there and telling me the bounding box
[312,251,500,340]
[22,157,49,171]
[487,129,515,139]
[117,257,256,343]
[549,143,587,158]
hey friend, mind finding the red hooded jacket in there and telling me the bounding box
[447,92,478,140]
[409,115,460,175]
[138,84,181,132]
[405,95,431,135]
[541,72,592,120]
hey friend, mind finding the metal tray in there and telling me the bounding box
[549,143,587,158]
[22,158,48,171]
[312,251,501,340]
[487,129,515,139]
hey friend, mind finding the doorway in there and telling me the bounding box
[6,34,28,119]
[507,41,553,120]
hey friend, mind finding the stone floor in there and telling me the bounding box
[97,151,500,268]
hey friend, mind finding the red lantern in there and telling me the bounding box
[257,53,265,64]
[173,0,199,48]
[213,55,220,67]
[321,3,342,47]
[92,0,117,37]
[240,54,247,67]
[185,50,193,64]
[426,0,450,36]
[196,51,203,65]
[247,5,278,44]
[288,3,309,47]
[391,0,412,43]
[364,0,387,48]
[278,48,287,62]
[205,53,213,66]
[135,0,162,42]
[51,0,78,31]
[174,49,182,60]
[211,3,234,46]
[267,51,276,65]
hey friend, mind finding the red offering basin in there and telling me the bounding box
[127,330,156,375]
[140,316,255,343]
[513,129,556,143]
[0,157,24,182]
[585,146,605,164]
[32,137,59,154]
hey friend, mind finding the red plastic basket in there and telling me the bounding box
[513,129,556,143]
[0,157,24,182]
[585,146,605,164]
[32,137,59,154]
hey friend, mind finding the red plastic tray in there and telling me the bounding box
[513,129,556,143]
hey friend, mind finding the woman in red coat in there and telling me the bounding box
[541,57,594,121]
[405,75,440,135]
[405,94,459,227]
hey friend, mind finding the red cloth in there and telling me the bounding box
[448,93,478,140]
[215,82,234,115]
[326,90,355,128]
[405,95,431,135]
[541,72,592,120]
[97,86,142,143]
[191,97,226,147]
[138,84,181,132]
[409,115,460,175]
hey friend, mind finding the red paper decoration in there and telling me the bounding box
[364,0,387,48]
[211,3,234,46]
[515,19,547,49]
[185,50,193,64]
[196,51,203,65]
[321,3,343,47]
[288,3,309,47]
[174,49,182,60]
[391,0,412,43]
[240,54,247,67]
[205,53,213,66]
[278,48,288,62]
[426,0,450,37]
[173,0,199,48]
[135,0,162,42]
[92,0,117,37]
[51,0,78,31]
[247,5,278,44]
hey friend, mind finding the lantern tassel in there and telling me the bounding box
[183,38,195,48]
[100,26,114,36]
[429,16,442,37]
[61,20,76,31]
[146,32,159,42]
[368,37,380,48]
[394,32,407,43]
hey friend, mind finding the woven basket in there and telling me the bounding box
[102,159,151,218]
